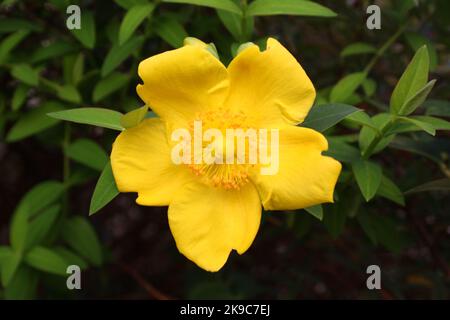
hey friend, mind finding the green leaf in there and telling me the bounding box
[41,77,82,103]
[31,41,78,64]
[71,53,85,85]
[398,116,436,136]
[405,179,450,195]
[71,11,96,49]
[330,72,366,103]
[114,0,149,10]
[424,99,450,117]
[362,78,377,97]
[119,4,154,45]
[386,116,450,135]
[412,116,450,131]
[0,30,30,63]
[390,45,429,114]
[90,162,120,215]
[325,138,360,163]
[216,0,253,40]
[61,217,102,266]
[25,204,60,250]
[47,107,124,131]
[53,247,88,270]
[352,160,382,202]
[6,101,64,142]
[4,266,38,300]
[345,110,378,130]
[340,42,376,57]
[304,205,323,221]
[14,181,65,219]
[11,64,39,86]
[10,181,64,253]
[11,84,28,111]
[120,105,148,128]
[1,251,21,287]
[24,246,68,276]
[376,175,405,206]
[247,0,336,17]
[302,103,360,132]
[0,18,42,33]
[162,0,242,14]
[217,10,246,40]
[154,16,188,48]
[101,36,144,77]
[0,246,9,264]
[389,136,448,164]
[57,84,82,104]
[10,207,29,253]
[399,79,436,116]
[65,139,109,171]
[93,72,129,102]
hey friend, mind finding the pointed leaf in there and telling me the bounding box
[47,108,124,131]
[119,4,154,45]
[101,36,144,77]
[61,217,102,266]
[247,0,336,17]
[154,16,188,48]
[90,162,119,215]
[304,205,323,221]
[11,64,39,86]
[65,139,109,171]
[398,79,436,115]
[6,101,64,142]
[340,42,376,57]
[120,105,148,128]
[405,179,450,195]
[352,160,382,201]
[302,103,360,132]
[398,116,436,136]
[330,72,366,103]
[71,11,96,49]
[390,46,429,114]
[24,246,68,276]
[25,204,60,250]
[377,175,405,206]
[93,72,129,102]
[162,0,242,14]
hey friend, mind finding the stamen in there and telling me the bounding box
[186,108,251,190]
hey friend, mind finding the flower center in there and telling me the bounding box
[187,108,252,190]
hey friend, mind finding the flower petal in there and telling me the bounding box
[168,181,261,271]
[225,38,316,127]
[111,118,194,206]
[251,126,341,210]
[136,45,229,126]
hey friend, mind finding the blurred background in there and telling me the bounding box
[0,0,449,299]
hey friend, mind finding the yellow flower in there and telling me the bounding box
[110,38,341,271]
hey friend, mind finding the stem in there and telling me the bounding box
[360,23,408,159]
[62,123,71,215]
[361,116,396,159]
[363,23,407,74]
[240,0,248,42]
